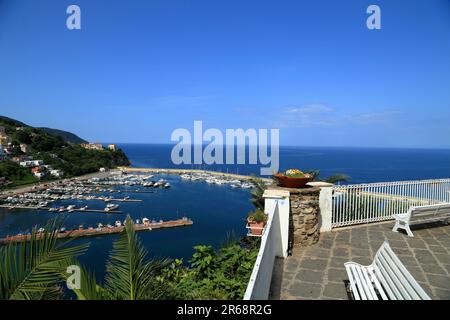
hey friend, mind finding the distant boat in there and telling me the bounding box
[105,204,119,212]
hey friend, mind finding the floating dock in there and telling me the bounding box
[0,218,193,244]
[0,205,123,214]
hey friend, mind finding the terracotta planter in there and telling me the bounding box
[274,173,314,188]
[247,219,266,236]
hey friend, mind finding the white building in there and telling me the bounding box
[20,160,44,168]
[34,172,46,179]
[20,144,28,153]
[50,169,63,178]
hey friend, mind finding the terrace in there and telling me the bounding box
[244,178,450,300]
[270,222,450,300]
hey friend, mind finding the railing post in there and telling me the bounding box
[263,189,290,258]
[308,182,334,232]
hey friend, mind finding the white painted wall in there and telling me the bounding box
[244,190,290,300]
[319,185,333,232]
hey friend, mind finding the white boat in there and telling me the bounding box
[105,204,119,212]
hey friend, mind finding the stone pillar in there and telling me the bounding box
[269,185,321,253]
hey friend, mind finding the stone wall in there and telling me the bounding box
[270,186,321,253]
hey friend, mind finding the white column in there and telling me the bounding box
[263,189,290,258]
[308,182,334,232]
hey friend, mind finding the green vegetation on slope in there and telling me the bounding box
[0,117,130,187]
[158,240,259,300]
[38,127,87,144]
[0,115,87,144]
[0,161,38,187]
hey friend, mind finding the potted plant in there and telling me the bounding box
[247,209,268,236]
[273,169,314,188]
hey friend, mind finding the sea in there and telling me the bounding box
[1,144,450,281]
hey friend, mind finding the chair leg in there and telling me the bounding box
[392,221,400,233]
[405,224,414,237]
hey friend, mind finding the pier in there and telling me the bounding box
[0,218,193,244]
[0,205,123,214]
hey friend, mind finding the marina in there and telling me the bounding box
[0,217,193,244]
[0,169,259,211]
[117,167,271,185]
[0,204,123,214]
[0,168,256,274]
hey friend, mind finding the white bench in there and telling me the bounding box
[345,242,431,300]
[392,203,450,237]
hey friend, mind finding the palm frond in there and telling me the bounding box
[250,176,267,210]
[0,219,89,300]
[58,261,111,300]
[105,216,170,300]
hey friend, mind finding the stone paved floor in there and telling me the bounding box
[269,221,450,300]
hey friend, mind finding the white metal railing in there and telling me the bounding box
[332,178,450,227]
[244,203,278,300]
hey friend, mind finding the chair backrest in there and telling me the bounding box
[410,203,450,222]
[373,242,431,300]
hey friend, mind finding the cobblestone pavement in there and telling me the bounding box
[270,222,450,300]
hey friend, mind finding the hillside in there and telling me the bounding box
[38,127,87,144]
[0,116,130,188]
[0,116,28,128]
[0,116,87,144]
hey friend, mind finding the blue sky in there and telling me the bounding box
[0,0,449,148]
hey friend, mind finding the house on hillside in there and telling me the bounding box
[81,143,104,151]
[0,130,11,146]
[20,160,44,168]
[20,144,28,154]
[50,169,63,178]
[31,166,46,179]
[108,144,117,151]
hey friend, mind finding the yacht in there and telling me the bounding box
[105,204,120,212]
